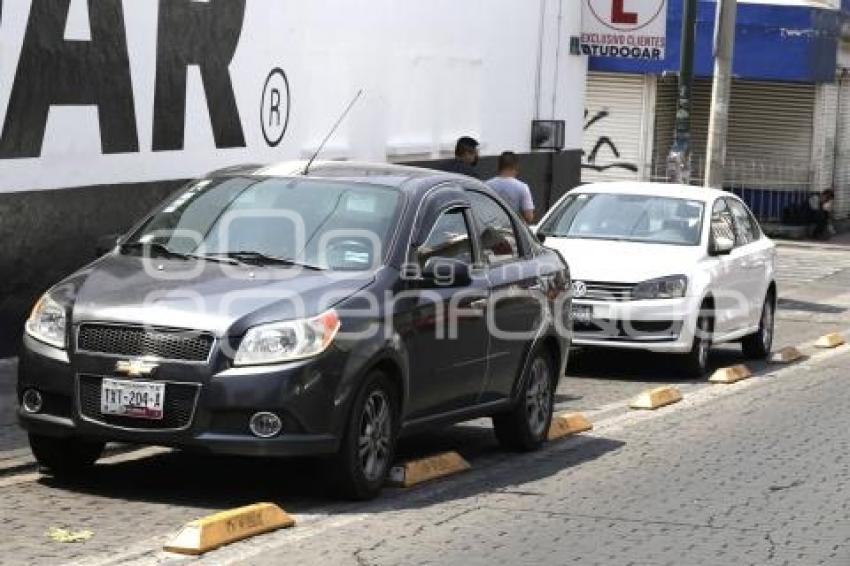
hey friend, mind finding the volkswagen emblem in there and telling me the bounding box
[571,281,588,298]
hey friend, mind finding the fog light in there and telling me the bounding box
[249,412,283,438]
[22,389,44,414]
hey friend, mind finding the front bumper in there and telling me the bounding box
[571,297,698,353]
[17,335,345,457]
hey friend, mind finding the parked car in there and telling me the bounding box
[18,162,571,500]
[537,182,776,376]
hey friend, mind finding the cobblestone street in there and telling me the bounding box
[241,351,850,566]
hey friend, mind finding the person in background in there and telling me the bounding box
[486,151,535,224]
[813,189,835,240]
[446,136,481,179]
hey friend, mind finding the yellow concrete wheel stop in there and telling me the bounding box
[629,386,683,410]
[815,333,845,349]
[770,347,804,364]
[709,364,753,384]
[164,503,295,556]
[388,451,470,488]
[547,412,593,440]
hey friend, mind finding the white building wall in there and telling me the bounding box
[0,0,586,193]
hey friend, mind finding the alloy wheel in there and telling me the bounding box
[696,315,711,369]
[525,357,552,438]
[761,300,775,352]
[357,390,392,482]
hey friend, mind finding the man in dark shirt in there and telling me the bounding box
[445,136,481,179]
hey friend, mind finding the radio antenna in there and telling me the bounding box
[303,89,364,175]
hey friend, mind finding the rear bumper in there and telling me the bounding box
[571,297,698,353]
[17,335,346,458]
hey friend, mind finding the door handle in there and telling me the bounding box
[527,283,543,292]
[470,299,488,310]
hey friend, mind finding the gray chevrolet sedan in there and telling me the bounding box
[19,161,571,499]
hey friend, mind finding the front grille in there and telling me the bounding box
[579,281,637,302]
[78,375,199,430]
[77,324,214,362]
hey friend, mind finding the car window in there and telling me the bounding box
[127,177,402,271]
[415,209,473,269]
[728,199,759,246]
[539,193,704,246]
[711,198,736,244]
[467,191,520,264]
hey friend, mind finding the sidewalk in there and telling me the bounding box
[774,230,850,251]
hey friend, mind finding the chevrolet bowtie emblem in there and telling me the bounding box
[115,359,159,377]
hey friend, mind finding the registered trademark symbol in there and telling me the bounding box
[261,68,290,148]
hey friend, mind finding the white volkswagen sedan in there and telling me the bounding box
[537,182,777,376]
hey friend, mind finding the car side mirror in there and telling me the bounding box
[710,234,734,256]
[536,232,547,245]
[95,233,121,256]
[421,257,472,287]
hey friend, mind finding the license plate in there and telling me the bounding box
[101,378,165,420]
[571,304,594,325]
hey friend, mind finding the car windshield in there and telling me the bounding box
[539,193,705,246]
[124,177,403,271]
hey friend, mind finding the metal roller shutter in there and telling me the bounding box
[582,72,652,183]
[654,78,814,187]
[653,77,815,220]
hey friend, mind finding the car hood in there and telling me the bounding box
[543,237,703,283]
[66,254,377,336]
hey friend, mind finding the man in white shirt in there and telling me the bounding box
[486,152,535,224]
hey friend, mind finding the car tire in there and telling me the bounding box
[681,302,713,378]
[329,371,398,501]
[29,434,104,476]
[493,347,556,452]
[742,292,776,360]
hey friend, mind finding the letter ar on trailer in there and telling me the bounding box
[152,0,247,152]
[0,0,138,158]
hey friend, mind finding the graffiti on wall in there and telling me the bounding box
[581,109,638,174]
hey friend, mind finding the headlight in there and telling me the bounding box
[25,293,68,349]
[234,310,341,366]
[633,275,688,300]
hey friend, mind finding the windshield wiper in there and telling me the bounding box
[120,241,191,260]
[206,251,326,271]
[120,242,240,265]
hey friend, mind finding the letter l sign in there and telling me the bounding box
[612,0,639,24]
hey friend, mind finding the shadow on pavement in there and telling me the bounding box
[566,345,747,383]
[778,298,847,314]
[34,423,624,516]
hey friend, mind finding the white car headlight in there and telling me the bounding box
[25,293,68,349]
[234,310,341,366]
[633,275,688,300]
